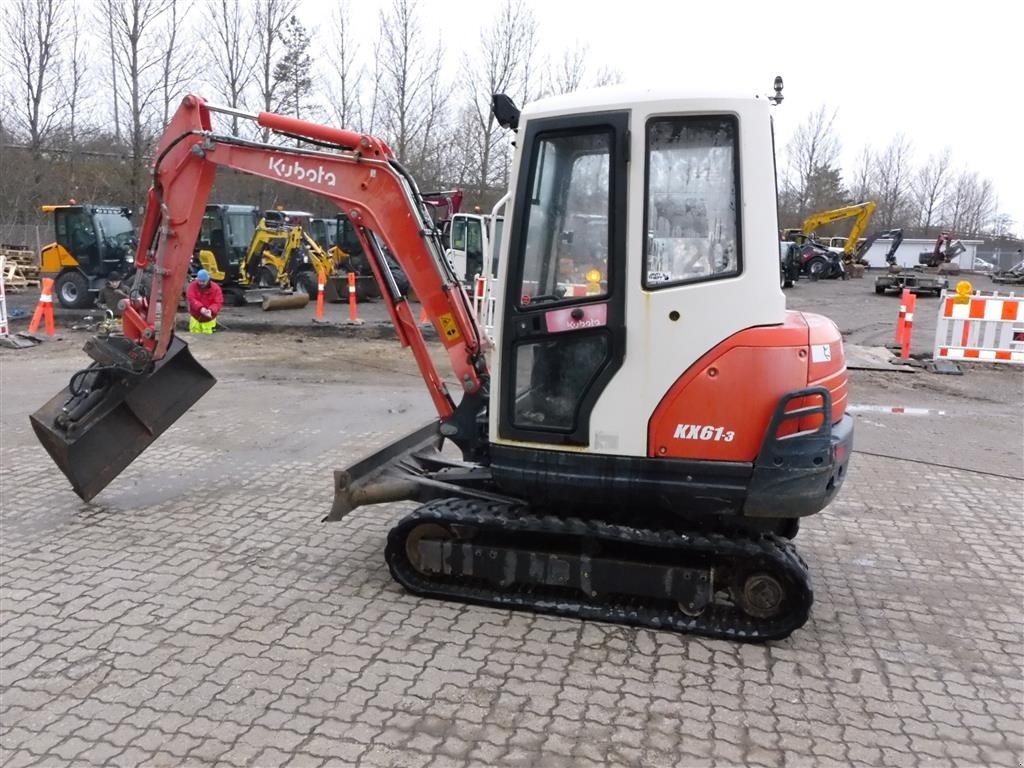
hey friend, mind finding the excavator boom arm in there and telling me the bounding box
[126,96,487,421]
[800,201,877,255]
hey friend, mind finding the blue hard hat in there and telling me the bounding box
[196,269,210,283]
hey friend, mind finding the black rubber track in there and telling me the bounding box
[386,498,813,643]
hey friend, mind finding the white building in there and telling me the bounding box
[861,237,985,270]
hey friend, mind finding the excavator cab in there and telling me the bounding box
[41,205,137,308]
[193,204,260,283]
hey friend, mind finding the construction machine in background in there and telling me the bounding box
[309,217,339,253]
[263,209,312,228]
[329,212,411,299]
[421,190,464,228]
[779,241,801,288]
[919,232,965,271]
[39,204,137,308]
[193,207,339,302]
[240,217,337,298]
[992,253,1024,285]
[446,210,505,285]
[31,81,853,642]
[875,231,963,296]
[788,201,878,279]
[192,203,260,299]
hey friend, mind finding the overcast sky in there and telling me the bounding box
[301,0,1021,236]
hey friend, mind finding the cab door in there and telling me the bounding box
[55,208,99,272]
[498,112,629,446]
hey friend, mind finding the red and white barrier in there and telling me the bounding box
[894,288,917,359]
[933,290,1024,364]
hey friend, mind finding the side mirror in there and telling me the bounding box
[492,94,520,130]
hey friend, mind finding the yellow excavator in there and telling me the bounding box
[784,201,877,279]
[193,210,340,302]
[239,217,332,297]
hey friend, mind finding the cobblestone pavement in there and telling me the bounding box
[2,342,1023,767]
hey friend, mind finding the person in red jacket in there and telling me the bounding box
[186,269,223,333]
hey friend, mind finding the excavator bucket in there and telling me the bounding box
[30,336,215,502]
[323,276,344,303]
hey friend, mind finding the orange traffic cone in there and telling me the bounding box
[28,277,56,336]
[419,304,428,325]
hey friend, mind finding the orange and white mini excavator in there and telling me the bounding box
[32,78,853,641]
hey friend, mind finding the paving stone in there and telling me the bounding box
[1,436,1020,768]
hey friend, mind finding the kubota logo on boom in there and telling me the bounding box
[268,157,337,186]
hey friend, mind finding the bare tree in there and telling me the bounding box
[62,10,89,190]
[363,29,385,135]
[105,0,179,208]
[987,213,1015,239]
[253,0,298,141]
[781,106,842,221]
[106,0,122,144]
[911,148,952,234]
[205,0,256,136]
[460,0,537,200]
[324,0,362,130]
[518,19,540,105]
[848,145,874,204]
[2,0,67,192]
[945,171,997,237]
[539,40,619,98]
[593,65,623,88]
[376,0,448,177]
[870,134,914,229]
[159,0,199,126]
[549,42,588,95]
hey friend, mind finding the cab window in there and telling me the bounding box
[644,116,740,288]
[518,130,611,306]
[451,219,466,251]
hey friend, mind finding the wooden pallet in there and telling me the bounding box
[1,246,42,293]
[0,247,37,266]
[2,263,40,292]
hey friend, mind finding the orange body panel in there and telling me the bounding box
[648,311,847,461]
[40,243,77,275]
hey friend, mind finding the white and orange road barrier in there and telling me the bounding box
[933,283,1024,365]
[316,269,325,321]
[347,271,358,322]
[28,277,56,336]
[895,288,910,345]
[894,288,917,359]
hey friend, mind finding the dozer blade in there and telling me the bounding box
[30,336,216,502]
[327,421,513,522]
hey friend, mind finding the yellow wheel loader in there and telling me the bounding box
[39,204,137,308]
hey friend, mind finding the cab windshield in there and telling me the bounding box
[95,211,134,246]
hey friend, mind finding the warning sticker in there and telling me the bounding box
[438,313,461,343]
